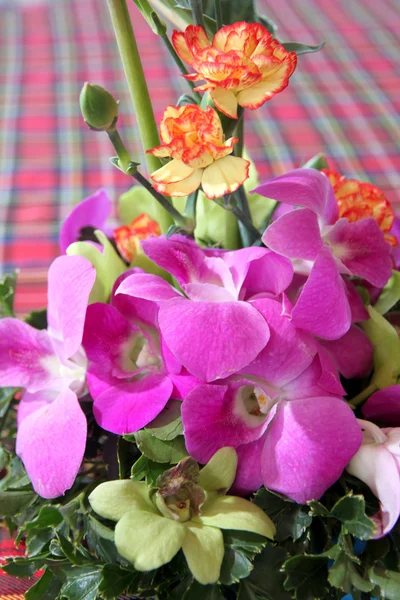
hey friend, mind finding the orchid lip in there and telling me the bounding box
[41,346,88,396]
[234,385,277,426]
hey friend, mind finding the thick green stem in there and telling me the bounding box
[108,129,132,172]
[216,196,260,244]
[349,383,378,408]
[235,186,256,246]
[107,0,161,173]
[214,0,223,30]
[183,189,199,229]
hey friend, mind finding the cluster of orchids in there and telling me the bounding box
[1,3,400,599]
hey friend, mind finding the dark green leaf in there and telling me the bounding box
[25,567,63,599]
[0,489,36,516]
[26,506,63,530]
[27,528,55,557]
[59,566,102,600]
[369,566,400,599]
[99,564,139,599]
[219,546,252,584]
[0,387,16,420]
[85,515,119,563]
[0,272,17,317]
[238,544,290,600]
[1,555,47,578]
[130,454,170,486]
[283,554,330,600]
[117,436,139,479]
[308,500,331,518]
[183,580,225,599]
[223,530,268,558]
[132,430,188,463]
[254,488,312,541]
[56,534,94,566]
[25,308,47,329]
[282,41,325,55]
[257,14,278,35]
[328,551,374,594]
[302,153,329,171]
[146,415,183,441]
[330,495,375,539]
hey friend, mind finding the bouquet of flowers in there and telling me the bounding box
[1,1,400,599]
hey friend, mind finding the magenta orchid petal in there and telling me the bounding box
[363,386,400,426]
[183,283,236,303]
[241,298,316,387]
[320,325,373,379]
[325,218,392,287]
[344,279,369,323]
[93,373,173,434]
[116,272,181,302]
[83,303,141,378]
[313,347,346,396]
[0,319,57,392]
[182,382,269,464]
[242,251,294,299]
[158,298,270,381]
[220,247,270,293]
[291,247,352,340]
[17,390,57,425]
[60,188,112,253]
[261,397,362,503]
[262,208,324,261]
[47,255,96,360]
[253,168,338,224]
[169,372,202,400]
[282,354,344,400]
[16,388,87,499]
[231,435,266,496]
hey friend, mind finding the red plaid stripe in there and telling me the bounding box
[0,526,38,598]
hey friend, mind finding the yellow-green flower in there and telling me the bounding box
[89,448,275,585]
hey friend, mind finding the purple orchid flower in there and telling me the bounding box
[0,256,96,498]
[82,270,200,435]
[181,296,362,503]
[362,385,400,426]
[60,189,112,253]
[253,169,392,340]
[115,235,294,382]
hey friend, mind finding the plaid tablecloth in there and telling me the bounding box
[0,0,399,315]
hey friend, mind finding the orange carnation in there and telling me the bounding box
[172,22,297,119]
[323,169,398,247]
[114,213,161,262]
[147,104,250,199]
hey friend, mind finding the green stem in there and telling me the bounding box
[161,33,201,101]
[107,0,161,173]
[235,187,256,246]
[214,0,223,30]
[190,0,206,29]
[349,383,378,408]
[132,171,189,227]
[108,129,132,172]
[216,196,260,243]
[235,110,244,158]
[183,189,199,230]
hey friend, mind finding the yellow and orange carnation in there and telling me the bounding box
[113,213,161,262]
[323,169,398,247]
[147,104,250,199]
[172,22,297,119]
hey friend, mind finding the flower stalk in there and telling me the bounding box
[107,0,161,173]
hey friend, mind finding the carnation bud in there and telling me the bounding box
[79,83,119,131]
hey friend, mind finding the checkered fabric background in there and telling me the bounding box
[0,0,399,315]
[0,0,399,595]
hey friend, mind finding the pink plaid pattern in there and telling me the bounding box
[0,0,399,315]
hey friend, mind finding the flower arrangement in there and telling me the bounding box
[1,1,400,599]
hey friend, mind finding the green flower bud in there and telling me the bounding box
[79,83,119,132]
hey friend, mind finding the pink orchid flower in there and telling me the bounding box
[253,169,392,340]
[346,419,400,538]
[0,256,96,498]
[116,235,294,382]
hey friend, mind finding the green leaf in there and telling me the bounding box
[132,0,167,35]
[282,41,325,55]
[25,567,63,600]
[26,528,55,557]
[0,272,17,317]
[257,14,278,35]
[146,415,183,441]
[56,534,94,566]
[308,500,330,518]
[85,515,120,563]
[130,454,169,486]
[183,580,225,599]
[219,545,253,585]
[1,555,48,578]
[0,387,16,420]
[369,566,400,599]
[118,184,173,234]
[362,305,400,388]
[0,489,36,516]
[328,550,374,594]
[374,271,400,315]
[223,530,268,558]
[25,308,47,329]
[59,566,102,600]
[302,153,329,171]
[238,544,290,600]
[330,495,375,539]
[26,506,63,530]
[254,488,312,541]
[283,554,330,600]
[132,430,188,463]
[99,564,139,599]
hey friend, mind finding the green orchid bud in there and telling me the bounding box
[80,83,119,132]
